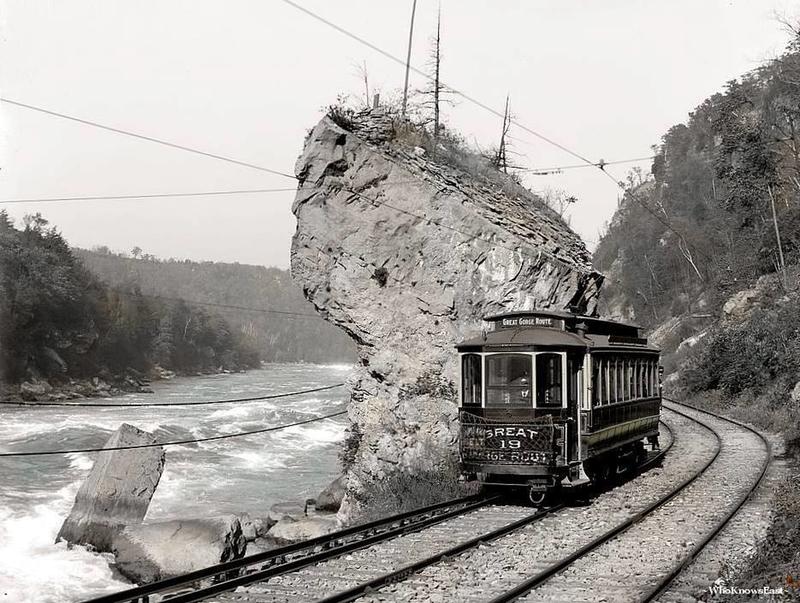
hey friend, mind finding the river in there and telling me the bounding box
[0,363,351,603]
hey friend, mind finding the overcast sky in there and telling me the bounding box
[1,0,796,268]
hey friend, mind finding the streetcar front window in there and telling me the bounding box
[485,354,532,407]
[536,353,563,408]
[461,354,482,406]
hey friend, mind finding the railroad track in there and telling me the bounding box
[84,494,491,603]
[86,425,673,603]
[88,401,769,603]
[351,402,768,603]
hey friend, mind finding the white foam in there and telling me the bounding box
[0,496,128,603]
[66,453,93,472]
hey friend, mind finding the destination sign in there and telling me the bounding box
[496,316,565,330]
[461,421,554,465]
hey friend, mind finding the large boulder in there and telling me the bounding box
[56,424,165,551]
[316,475,346,512]
[291,110,603,522]
[112,516,247,584]
[267,515,338,545]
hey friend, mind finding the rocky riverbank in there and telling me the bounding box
[1,365,252,403]
[55,422,346,587]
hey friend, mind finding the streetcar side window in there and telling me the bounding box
[592,358,601,406]
[536,353,563,408]
[485,354,532,407]
[461,354,482,406]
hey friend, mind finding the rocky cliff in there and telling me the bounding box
[291,110,603,522]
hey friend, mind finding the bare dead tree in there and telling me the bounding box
[431,8,442,144]
[411,8,454,157]
[353,60,371,109]
[494,94,512,173]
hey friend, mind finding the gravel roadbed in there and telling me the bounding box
[517,403,769,603]
[354,411,714,603]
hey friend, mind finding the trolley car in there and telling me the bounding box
[457,310,661,503]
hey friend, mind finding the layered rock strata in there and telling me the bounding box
[291,110,603,522]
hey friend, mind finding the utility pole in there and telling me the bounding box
[401,0,418,117]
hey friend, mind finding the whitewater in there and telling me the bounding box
[0,363,351,603]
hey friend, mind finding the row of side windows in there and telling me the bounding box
[591,355,658,406]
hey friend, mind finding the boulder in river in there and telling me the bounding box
[56,423,165,552]
[112,515,247,584]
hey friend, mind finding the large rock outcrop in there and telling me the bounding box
[57,423,165,551]
[111,516,247,583]
[291,110,603,522]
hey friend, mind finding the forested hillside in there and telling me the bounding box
[595,31,800,331]
[75,248,356,365]
[594,28,800,585]
[0,213,260,388]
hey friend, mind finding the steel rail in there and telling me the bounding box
[486,406,722,603]
[87,421,674,603]
[314,423,674,603]
[638,399,772,602]
[83,494,493,603]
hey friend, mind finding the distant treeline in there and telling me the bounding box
[74,246,355,365]
[0,212,262,384]
[0,213,355,385]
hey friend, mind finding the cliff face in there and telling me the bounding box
[291,111,602,522]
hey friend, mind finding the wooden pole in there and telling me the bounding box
[401,0,418,117]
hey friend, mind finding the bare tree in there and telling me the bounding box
[415,7,453,153]
[353,60,371,109]
[541,187,577,222]
[493,95,512,173]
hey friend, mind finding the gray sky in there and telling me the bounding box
[1,0,796,268]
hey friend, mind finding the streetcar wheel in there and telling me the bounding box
[528,488,547,505]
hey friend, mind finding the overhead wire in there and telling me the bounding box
[0,382,344,408]
[113,290,325,321]
[0,408,347,457]
[0,187,300,205]
[523,156,656,174]
[0,98,297,180]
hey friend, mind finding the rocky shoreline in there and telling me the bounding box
[2,365,253,403]
[55,422,346,588]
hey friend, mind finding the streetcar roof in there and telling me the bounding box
[456,327,589,350]
[482,309,642,331]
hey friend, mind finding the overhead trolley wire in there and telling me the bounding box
[523,156,656,174]
[0,382,345,408]
[0,408,347,457]
[0,187,301,205]
[0,98,297,181]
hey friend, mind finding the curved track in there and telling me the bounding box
[86,401,769,603]
[490,400,771,603]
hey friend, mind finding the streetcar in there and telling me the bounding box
[456,310,661,503]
